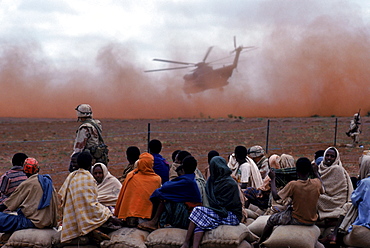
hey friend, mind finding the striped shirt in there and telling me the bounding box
[0,166,27,204]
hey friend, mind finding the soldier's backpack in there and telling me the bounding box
[84,119,109,166]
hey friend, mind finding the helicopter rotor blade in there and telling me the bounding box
[153,58,194,65]
[144,66,194,72]
[202,46,213,62]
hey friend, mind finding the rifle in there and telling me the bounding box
[355,109,361,123]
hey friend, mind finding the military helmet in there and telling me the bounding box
[75,104,93,118]
[247,145,265,158]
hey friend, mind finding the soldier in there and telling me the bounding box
[72,104,109,166]
[346,112,361,147]
[248,145,269,179]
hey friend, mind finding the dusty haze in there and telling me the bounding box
[0,1,369,119]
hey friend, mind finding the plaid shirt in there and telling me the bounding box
[59,169,112,242]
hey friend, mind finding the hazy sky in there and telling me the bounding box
[0,0,369,118]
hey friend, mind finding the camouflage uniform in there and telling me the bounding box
[248,145,270,179]
[72,119,102,155]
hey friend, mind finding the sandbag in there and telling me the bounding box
[201,224,258,248]
[245,218,255,226]
[343,225,370,248]
[314,241,325,248]
[5,228,57,248]
[145,228,187,248]
[101,227,149,248]
[0,232,11,243]
[245,209,259,220]
[247,215,270,237]
[262,225,320,248]
[237,240,253,248]
[51,230,94,248]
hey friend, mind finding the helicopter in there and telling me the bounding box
[145,37,256,94]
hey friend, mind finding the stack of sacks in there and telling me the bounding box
[145,224,258,248]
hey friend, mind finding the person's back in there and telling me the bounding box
[234,146,263,189]
[248,145,269,179]
[0,157,59,232]
[59,151,113,243]
[279,177,322,224]
[256,157,323,246]
[138,155,201,231]
[6,173,59,228]
[114,152,161,227]
[149,139,170,184]
[73,104,108,165]
[0,153,28,204]
[120,146,140,182]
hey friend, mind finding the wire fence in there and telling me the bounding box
[0,117,367,189]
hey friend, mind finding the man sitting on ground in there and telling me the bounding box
[114,152,161,227]
[0,157,59,232]
[138,155,202,231]
[59,151,122,245]
[120,146,140,183]
[255,157,323,247]
[149,139,170,184]
[247,145,269,179]
[0,153,28,204]
[228,146,263,189]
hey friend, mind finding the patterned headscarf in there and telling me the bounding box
[23,157,39,175]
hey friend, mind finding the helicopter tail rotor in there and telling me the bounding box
[230,36,257,54]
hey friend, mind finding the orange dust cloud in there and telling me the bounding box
[0,1,369,119]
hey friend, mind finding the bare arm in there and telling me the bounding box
[312,163,324,191]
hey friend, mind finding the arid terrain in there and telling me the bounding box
[0,117,368,190]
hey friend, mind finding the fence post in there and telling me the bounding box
[266,119,270,154]
[334,118,338,146]
[147,123,151,152]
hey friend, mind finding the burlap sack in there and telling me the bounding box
[145,228,187,248]
[314,241,325,248]
[237,240,253,248]
[101,227,149,248]
[245,218,255,226]
[51,230,91,247]
[5,228,57,248]
[262,225,320,248]
[201,224,258,248]
[248,204,260,212]
[0,232,11,243]
[245,209,259,220]
[247,215,270,237]
[343,225,370,248]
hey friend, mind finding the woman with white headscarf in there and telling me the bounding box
[91,163,122,211]
[317,147,353,220]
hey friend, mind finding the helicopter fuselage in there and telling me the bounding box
[182,64,235,94]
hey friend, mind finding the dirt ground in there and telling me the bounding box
[0,117,368,190]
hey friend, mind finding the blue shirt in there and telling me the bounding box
[350,177,370,231]
[151,173,202,203]
[152,153,170,184]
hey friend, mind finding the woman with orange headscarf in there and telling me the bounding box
[114,152,162,227]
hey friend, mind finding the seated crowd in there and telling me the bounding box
[0,141,367,248]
